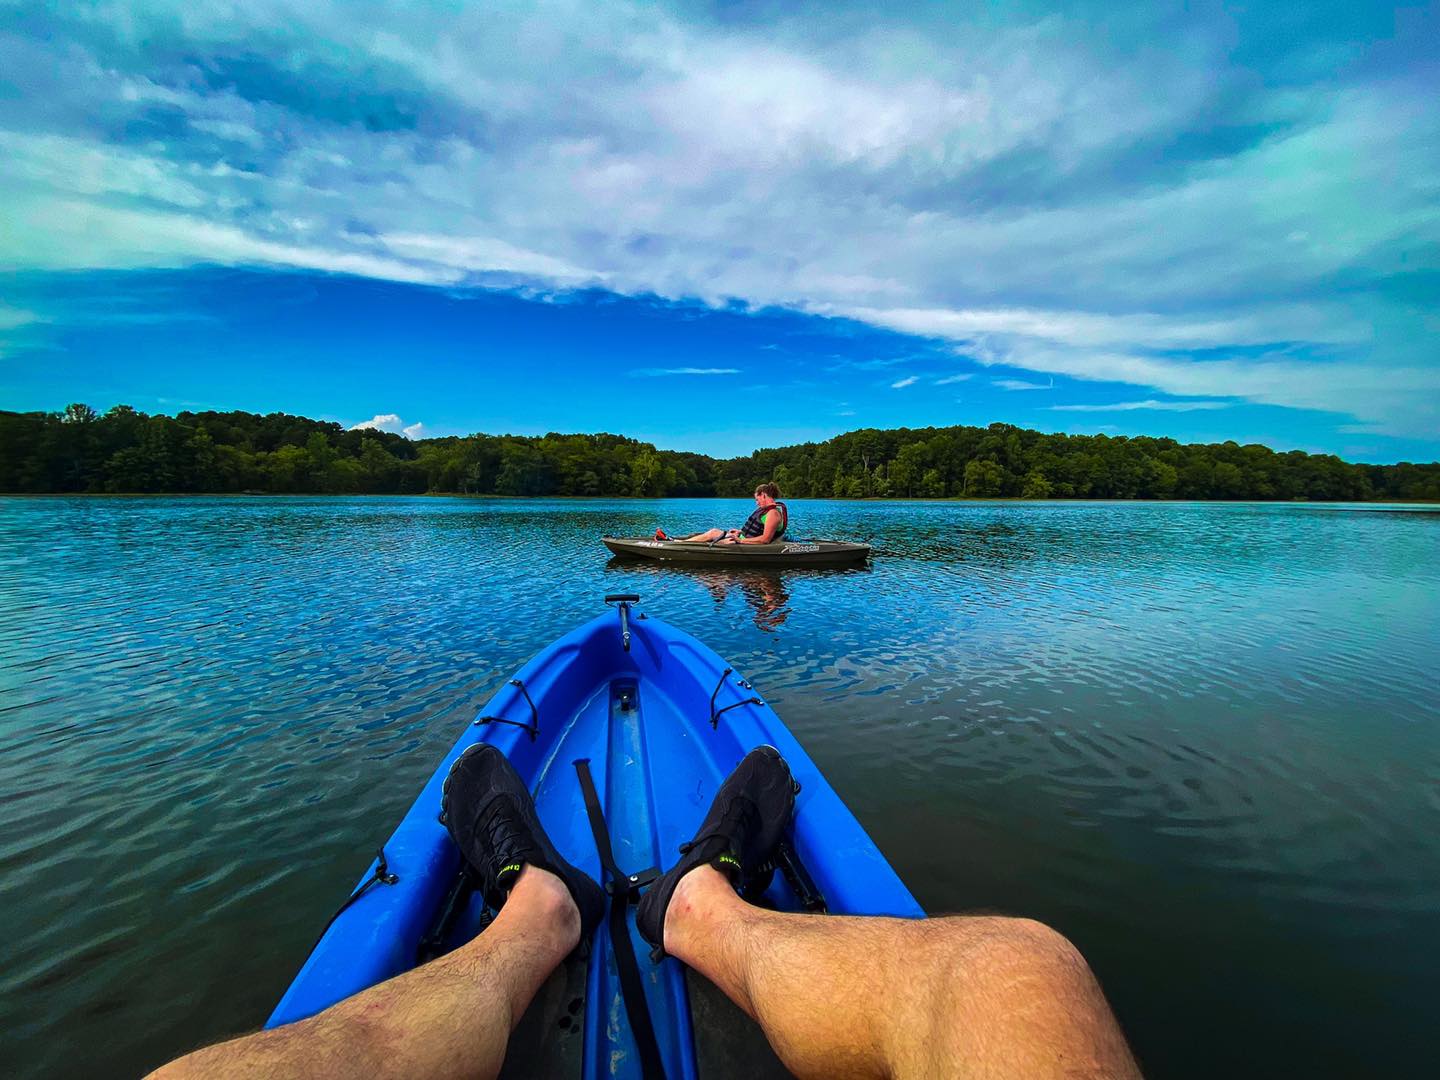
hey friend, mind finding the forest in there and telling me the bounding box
[2,403,1437,501]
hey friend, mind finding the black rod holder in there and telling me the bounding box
[775,839,827,913]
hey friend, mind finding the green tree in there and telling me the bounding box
[3,403,1437,502]
[186,427,221,491]
[963,459,1004,497]
[1212,461,1245,499]
[1146,458,1179,499]
[1021,471,1053,499]
[105,416,184,492]
[360,438,399,492]
[266,445,313,493]
[630,450,664,497]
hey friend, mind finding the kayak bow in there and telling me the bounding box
[268,597,920,1078]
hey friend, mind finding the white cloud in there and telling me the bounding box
[628,367,741,377]
[935,373,973,385]
[891,375,918,388]
[993,377,1053,391]
[1050,399,1232,412]
[352,413,425,438]
[2,193,459,284]
[379,233,601,283]
[0,304,41,331]
[976,340,1440,436]
[841,302,1371,351]
[352,414,402,431]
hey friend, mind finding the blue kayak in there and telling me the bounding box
[268,596,922,1078]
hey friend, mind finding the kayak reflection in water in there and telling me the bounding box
[658,482,789,546]
[696,568,792,632]
[150,744,1142,1080]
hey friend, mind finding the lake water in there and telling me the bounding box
[2,496,1437,1078]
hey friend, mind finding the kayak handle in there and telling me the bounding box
[604,594,640,652]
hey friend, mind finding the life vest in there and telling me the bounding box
[741,500,788,539]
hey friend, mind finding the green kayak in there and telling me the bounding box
[602,536,871,567]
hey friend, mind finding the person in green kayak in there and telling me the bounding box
[150,746,1141,1080]
[655,481,789,545]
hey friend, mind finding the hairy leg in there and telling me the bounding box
[148,867,577,1080]
[667,867,1140,1080]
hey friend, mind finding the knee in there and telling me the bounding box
[902,918,1137,1078]
[939,916,1094,995]
[987,916,1084,960]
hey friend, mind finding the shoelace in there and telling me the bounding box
[678,796,761,873]
[475,798,534,894]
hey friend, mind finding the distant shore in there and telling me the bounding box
[4,491,1436,506]
[4,405,1437,502]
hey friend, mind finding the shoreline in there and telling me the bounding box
[3,492,1437,506]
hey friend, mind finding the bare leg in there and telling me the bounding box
[679,528,727,543]
[148,867,578,1080]
[666,867,1141,1080]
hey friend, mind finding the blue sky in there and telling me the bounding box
[1,2,1436,461]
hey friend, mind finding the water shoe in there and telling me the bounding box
[637,745,796,957]
[441,743,605,938]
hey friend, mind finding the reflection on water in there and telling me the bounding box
[607,558,872,632]
[1,497,1438,1080]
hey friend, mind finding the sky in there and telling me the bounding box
[1,1,1437,462]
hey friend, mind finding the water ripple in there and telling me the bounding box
[1,496,1437,1078]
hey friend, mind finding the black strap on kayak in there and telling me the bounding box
[302,847,400,959]
[573,758,665,1080]
[475,678,539,741]
[708,667,763,729]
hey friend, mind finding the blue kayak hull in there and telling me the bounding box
[268,605,923,1078]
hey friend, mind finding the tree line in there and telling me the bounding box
[2,403,1436,501]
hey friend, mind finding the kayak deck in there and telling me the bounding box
[603,536,871,566]
[268,602,920,1079]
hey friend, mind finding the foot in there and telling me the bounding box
[654,528,669,540]
[442,743,605,939]
[637,745,796,957]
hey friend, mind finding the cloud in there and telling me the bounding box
[935,373,973,385]
[975,339,1440,436]
[842,303,1371,351]
[993,377,1053,391]
[0,2,1436,439]
[1050,399,1232,412]
[351,413,425,438]
[379,233,601,283]
[628,367,741,377]
[891,375,918,388]
[0,304,42,331]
